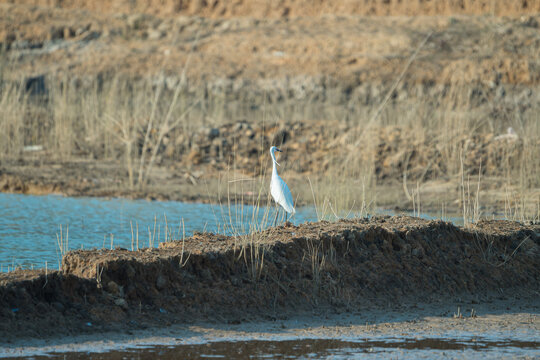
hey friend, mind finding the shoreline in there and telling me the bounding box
[1,157,537,217]
[1,216,538,345]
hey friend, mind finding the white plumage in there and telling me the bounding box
[270,146,295,224]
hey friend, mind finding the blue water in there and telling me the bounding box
[0,193,319,271]
[0,193,467,272]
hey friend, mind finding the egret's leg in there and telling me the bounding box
[273,206,279,227]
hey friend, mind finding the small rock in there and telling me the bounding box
[156,274,167,290]
[107,281,120,295]
[125,264,136,279]
[212,137,225,148]
[63,27,75,39]
[175,134,186,146]
[495,86,506,99]
[401,243,411,254]
[200,269,213,282]
[233,122,245,132]
[148,29,164,40]
[127,14,147,30]
[175,16,193,29]
[204,127,220,140]
[75,27,87,36]
[114,298,128,310]
[412,247,424,258]
[165,76,179,90]
[25,75,46,95]
[52,302,65,312]
[521,16,539,28]
[11,40,30,50]
[36,302,49,314]
[187,150,202,165]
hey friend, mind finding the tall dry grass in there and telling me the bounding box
[0,47,538,220]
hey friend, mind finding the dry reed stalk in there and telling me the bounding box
[55,224,69,270]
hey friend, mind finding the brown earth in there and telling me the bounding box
[2,4,540,102]
[4,0,540,18]
[0,216,538,342]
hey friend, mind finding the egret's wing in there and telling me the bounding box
[277,177,295,214]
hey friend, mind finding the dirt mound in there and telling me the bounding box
[1,217,538,341]
[3,0,539,17]
[171,122,533,181]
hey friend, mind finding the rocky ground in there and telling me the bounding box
[0,216,538,342]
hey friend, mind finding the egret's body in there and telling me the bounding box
[269,146,295,225]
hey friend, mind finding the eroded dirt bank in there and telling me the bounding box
[0,216,538,342]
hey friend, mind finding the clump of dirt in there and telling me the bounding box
[1,217,538,341]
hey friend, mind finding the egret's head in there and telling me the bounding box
[270,146,282,165]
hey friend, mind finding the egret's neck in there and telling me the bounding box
[272,160,278,176]
[271,150,279,176]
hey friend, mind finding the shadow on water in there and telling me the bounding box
[32,338,540,359]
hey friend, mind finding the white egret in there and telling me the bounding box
[269,146,295,225]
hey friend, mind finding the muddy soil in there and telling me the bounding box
[2,306,539,357]
[0,216,538,343]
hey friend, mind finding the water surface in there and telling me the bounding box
[11,336,540,359]
[0,193,463,271]
[0,193,319,270]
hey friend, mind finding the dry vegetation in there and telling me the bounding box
[0,2,539,220]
